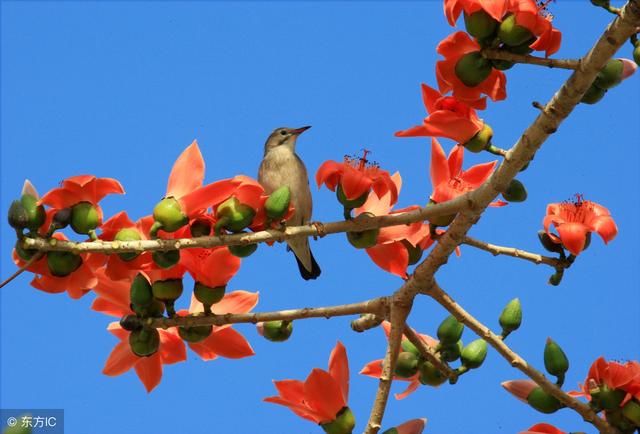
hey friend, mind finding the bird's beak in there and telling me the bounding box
[291,126,311,135]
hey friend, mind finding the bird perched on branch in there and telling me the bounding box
[258,126,321,280]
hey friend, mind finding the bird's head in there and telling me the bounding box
[264,126,311,154]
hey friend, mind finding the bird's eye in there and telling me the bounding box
[280,130,287,136]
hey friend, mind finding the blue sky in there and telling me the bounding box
[1,2,638,434]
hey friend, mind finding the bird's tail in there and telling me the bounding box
[295,249,321,280]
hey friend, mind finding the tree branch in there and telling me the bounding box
[403,324,457,383]
[461,236,569,269]
[482,48,581,70]
[0,253,44,289]
[422,281,615,434]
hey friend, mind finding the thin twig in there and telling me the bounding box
[482,48,581,70]
[351,314,384,333]
[461,236,569,269]
[0,253,44,289]
[403,324,457,383]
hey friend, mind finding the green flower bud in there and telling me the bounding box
[491,59,514,71]
[265,186,292,220]
[346,228,379,249]
[321,407,356,434]
[152,279,183,303]
[461,339,488,369]
[462,123,493,153]
[153,197,188,233]
[70,202,100,235]
[440,340,463,362]
[454,51,493,87]
[427,200,457,227]
[133,299,165,318]
[228,242,258,258]
[419,360,447,386]
[594,59,624,89]
[119,314,142,332]
[8,200,29,230]
[499,298,522,335]
[337,184,369,209]
[591,385,626,410]
[21,193,46,231]
[194,282,226,308]
[544,338,569,379]
[502,179,528,202]
[46,251,82,277]
[537,230,564,254]
[394,351,419,378]
[527,387,563,414]
[498,14,534,47]
[152,250,180,269]
[437,315,464,345]
[130,273,153,307]
[381,429,398,434]
[129,328,160,357]
[260,320,294,342]
[401,339,420,357]
[190,219,212,237]
[14,240,37,261]
[622,399,640,425]
[581,85,607,104]
[52,208,72,230]
[216,197,256,232]
[114,228,142,261]
[178,325,213,343]
[633,43,640,66]
[401,240,423,266]
[506,37,536,55]
[605,407,636,431]
[464,10,498,40]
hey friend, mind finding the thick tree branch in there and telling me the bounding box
[482,48,581,70]
[461,236,569,269]
[422,281,615,434]
[144,297,389,329]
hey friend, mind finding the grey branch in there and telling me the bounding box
[461,236,569,268]
[403,324,457,382]
[482,48,581,70]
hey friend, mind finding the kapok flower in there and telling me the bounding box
[92,270,187,392]
[360,322,439,400]
[444,0,509,28]
[353,173,430,278]
[385,418,428,434]
[316,150,399,206]
[501,379,538,402]
[395,84,485,144]
[151,140,237,235]
[436,32,507,108]
[504,0,562,57]
[430,139,505,207]
[265,341,352,428]
[12,232,104,299]
[39,175,124,236]
[570,357,640,406]
[177,291,258,361]
[543,196,617,256]
[520,423,566,434]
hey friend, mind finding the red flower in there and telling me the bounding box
[394,419,428,434]
[543,196,617,256]
[12,232,104,299]
[571,357,640,405]
[354,173,432,278]
[430,139,505,207]
[316,150,399,205]
[182,246,241,289]
[360,322,438,400]
[92,270,187,392]
[39,175,124,212]
[436,32,506,108]
[178,291,258,361]
[520,423,566,434]
[444,0,509,27]
[265,341,349,424]
[507,0,562,57]
[395,84,484,144]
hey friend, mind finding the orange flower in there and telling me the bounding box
[571,357,640,405]
[178,291,258,361]
[360,322,438,400]
[182,247,241,289]
[507,0,561,57]
[316,150,398,205]
[395,84,484,144]
[543,196,617,256]
[393,419,428,434]
[430,139,505,206]
[444,0,509,27]
[39,174,124,213]
[92,270,187,392]
[265,341,350,424]
[436,32,506,107]
[12,232,104,299]
[353,173,432,278]
[520,423,566,434]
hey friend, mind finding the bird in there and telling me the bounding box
[258,126,321,280]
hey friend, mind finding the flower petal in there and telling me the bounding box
[198,327,254,359]
[102,341,138,377]
[134,352,163,393]
[166,140,205,199]
[430,139,450,189]
[304,368,345,423]
[212,290,259,315]
[395,378,421,400]
[366,242,409,278]
[329,341,350,403]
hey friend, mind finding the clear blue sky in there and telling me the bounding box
[1,2,638,434]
